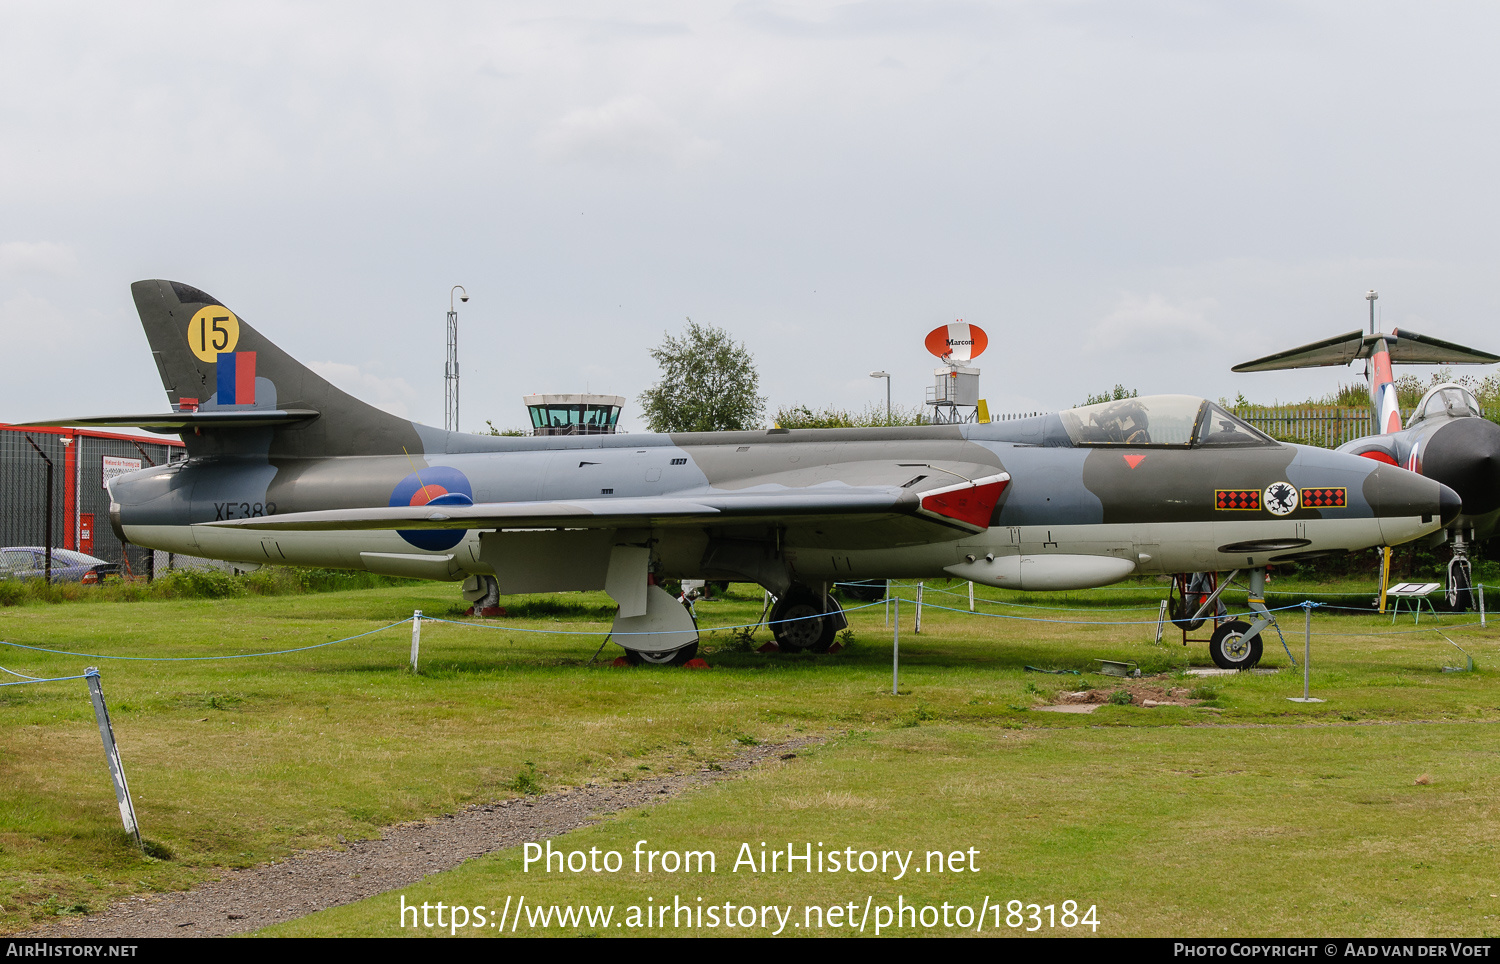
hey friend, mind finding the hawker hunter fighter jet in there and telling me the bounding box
[35,281,1458,668]
[1234,294,1500,610]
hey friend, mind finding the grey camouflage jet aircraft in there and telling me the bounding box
[34,281,1460,668]
[1234,317,1500,611]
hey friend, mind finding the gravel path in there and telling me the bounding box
[32,738,818,938]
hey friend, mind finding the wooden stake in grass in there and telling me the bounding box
[410,610,422,672]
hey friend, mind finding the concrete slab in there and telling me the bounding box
[1185,667,1280,676]
[1035,703,1101,714]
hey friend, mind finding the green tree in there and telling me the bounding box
[1080,384,1138,406]
[639,319,766,432]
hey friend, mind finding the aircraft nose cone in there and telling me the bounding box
[1362,462,1453,542]
[1422,418,1500,517]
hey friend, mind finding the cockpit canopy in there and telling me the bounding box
[1059,394,1275,448]
[1411,383,1483,424]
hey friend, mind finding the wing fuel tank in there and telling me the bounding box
[945,553,1137,590]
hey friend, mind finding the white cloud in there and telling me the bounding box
[533,96,721,167]
[1085,292,1225,353]
[0,242,78,277]
[0,291,78,348]
[307,361,418,419]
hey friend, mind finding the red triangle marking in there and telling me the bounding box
[1123,454,1145,469]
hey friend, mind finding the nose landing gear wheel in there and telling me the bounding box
[1447,558,1473,613]
[1209,619,1262,670]
[624,642,699,666]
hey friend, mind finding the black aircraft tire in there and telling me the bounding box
[1208,620,1262,671]
[624,642,699,667]
[1447,562,1473,613]
[770,592,836,653]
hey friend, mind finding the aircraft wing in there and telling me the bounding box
[1233,329,1500,372]
[17,410,320,431]
[200,474,1010,536]
[1383,329,1500,365]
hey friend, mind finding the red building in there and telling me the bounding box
[0,424,183,578]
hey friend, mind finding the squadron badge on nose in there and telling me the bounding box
[1263,481,1299,516]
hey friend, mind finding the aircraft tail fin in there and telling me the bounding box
[131,280,424,458]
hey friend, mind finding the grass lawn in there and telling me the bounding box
[1,576,1496,936]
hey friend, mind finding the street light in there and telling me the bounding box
[869,371,891,424]
[446,286,468,433]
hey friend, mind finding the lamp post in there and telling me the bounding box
[446,286,468,432]
[869,371,891,424]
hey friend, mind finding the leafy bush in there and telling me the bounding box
[152,567,246,599]
[773,403,927,429]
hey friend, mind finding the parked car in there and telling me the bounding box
[0,548,120,584]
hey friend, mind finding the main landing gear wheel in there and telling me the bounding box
[624,642,699,666]
[1208,619,1262,670]
[1447,558,1473,613]
[770,591,837,653]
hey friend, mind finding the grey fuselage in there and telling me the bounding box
[1336,383,1500,546]
[71,280,1455,599]
[111,412,1453,594]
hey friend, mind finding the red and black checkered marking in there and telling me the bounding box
[1215,489,1261,510]
[1300,487,1346,508]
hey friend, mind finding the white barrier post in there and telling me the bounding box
[85,668,143,850]
[969,581,975,612]
[410,610,422,671]
[1481,585,1488,629]
[892,596,900,696]
[915,582,924,634]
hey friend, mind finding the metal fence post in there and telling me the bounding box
[892,597,900,696]
[1287,601,1325,704]
[915,582,923,634]
[410,610,422,671]
[24,436,55,584]
[84,668,143,850]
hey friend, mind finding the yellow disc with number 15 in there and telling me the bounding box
[188,306,240,362]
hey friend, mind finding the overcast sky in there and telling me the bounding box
[4,1,1499,434]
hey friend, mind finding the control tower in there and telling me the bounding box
[523,394,625,436]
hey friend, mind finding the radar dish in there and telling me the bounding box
[924,321,988,363]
